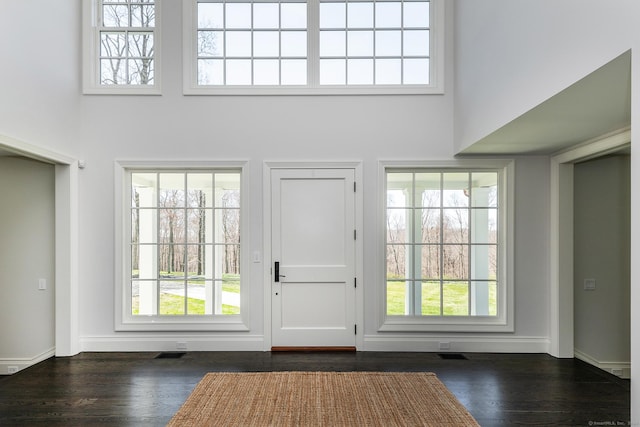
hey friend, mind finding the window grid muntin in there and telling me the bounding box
[386,169,499,317]
[130,170,241,317]
[197,0,309,86]
[98,0,157,86]
[194,0,430,88]
[318,0,430,85]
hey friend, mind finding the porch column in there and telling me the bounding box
[138,185,157,315]
[470,187,489,315]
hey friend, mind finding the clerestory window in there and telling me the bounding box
[183,0,444,94]
[83,0,161,94]
[115,162,248,331]
[380,161,514,332]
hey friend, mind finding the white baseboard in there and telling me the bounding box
[0,348,55,375]
[80,334,265,352]
[82,334,550,354]
[363,334,550,353]
[574,349,631,379]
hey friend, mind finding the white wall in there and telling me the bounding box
[0,2,81,156]
[0,157,56,374]
[454,0,639,152]
[0,2,551,354]
[573,155,631,377]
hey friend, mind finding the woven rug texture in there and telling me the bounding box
[167,371,480,426]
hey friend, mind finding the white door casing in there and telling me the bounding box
[270,168,357,347]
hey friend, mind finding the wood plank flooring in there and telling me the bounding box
[0,352,630,426]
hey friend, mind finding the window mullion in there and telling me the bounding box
[251,3,255,85]
[400,0,404,83]
[307,0,320,87]
[278,3,282,85]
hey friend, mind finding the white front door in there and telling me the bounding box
[271,168,356,348]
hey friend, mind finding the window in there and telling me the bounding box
[380,161,514,332]
[183,0,444,94]
[196,1,308,86]
[319,0,430,85]
[115,162,248,331]
[83,0,161,94]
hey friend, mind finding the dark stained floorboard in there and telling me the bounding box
[0,352,630,426]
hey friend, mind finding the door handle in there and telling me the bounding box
[275,262,286,282]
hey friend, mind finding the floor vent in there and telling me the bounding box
[438,353,467,360]
[155,352,186,359]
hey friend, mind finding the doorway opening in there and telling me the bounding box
[550,128,630,379]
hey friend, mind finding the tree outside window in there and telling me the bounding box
[99,0,156,86]
[386,170,498,317]
[130,171,241,317]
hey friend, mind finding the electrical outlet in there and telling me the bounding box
[439,342,451,350]
[8,366,19,374]
[38,278,47,290]
[176,342,187,351]
[612,368,623,377]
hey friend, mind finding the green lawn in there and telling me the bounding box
[132,274,240,316]
[133,276,495,317]
[159,294,240,315]
[387,281,497,316]
[133,295,240,315]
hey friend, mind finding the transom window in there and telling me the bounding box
[83,0,161,94]
[115,163,248,331]
[319,0,430,85]
[380,162,513,332]
[196,1,308,85]
[184,0,443,94]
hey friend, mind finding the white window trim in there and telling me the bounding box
[182,0,444,95]
[83,0,162,95]
[378,159,515,333]
[114,160,249,331]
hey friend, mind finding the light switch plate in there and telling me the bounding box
[584,279,596,291]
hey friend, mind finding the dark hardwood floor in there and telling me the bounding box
[0,352,630,426]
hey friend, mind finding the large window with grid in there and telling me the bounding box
[183,0,443,94]
[380,162,514,332]
[318,0,430,85]
[83,0,161,94]
[196,1,308,85]
[115,162,248,331]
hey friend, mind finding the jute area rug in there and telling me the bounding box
[167,371,480,426]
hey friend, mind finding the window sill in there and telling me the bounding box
[183,85,444,96]
[83,85,162,96]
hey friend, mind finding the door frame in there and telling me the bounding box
[263,161,364,351]
[549,127,630,358]
[0,134,79,357]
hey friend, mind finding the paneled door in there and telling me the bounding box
[271,168,356,348]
